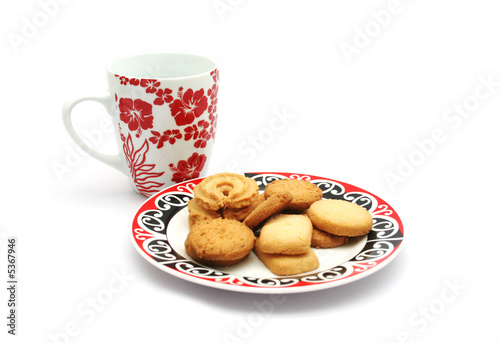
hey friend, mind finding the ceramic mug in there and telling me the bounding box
[62,52,219,197]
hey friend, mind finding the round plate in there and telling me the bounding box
[131,172,404,294]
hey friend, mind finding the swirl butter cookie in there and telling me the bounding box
[264,179,322,211]
[194,173,259,211]
[184,218,256,267]
[307,199,372,237]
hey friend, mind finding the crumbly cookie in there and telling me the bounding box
[264,179,322,211]
[222,193,265,221]
[311,228,349,249]
[184,218,256,267]
[257,214,313,255]
[243,191,293,229]
[254,240,319,276]
[194,173,259,211]
[187,198,221,228]
[307,199,373,237]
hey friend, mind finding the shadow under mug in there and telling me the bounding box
[62,52,219,197]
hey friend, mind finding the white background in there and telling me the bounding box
[1,0,499,342]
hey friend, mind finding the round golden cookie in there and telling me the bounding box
[264,179,322,211]
[243,191,293,229]
[311,228,349,249]
[307,199,373,237]
[184,218,256,267]
[193,173,259,211]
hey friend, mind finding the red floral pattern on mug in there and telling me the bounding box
[208,114,217,140]
[183,120,204,140]
[207,83,218,116]
[210,68,219,83]
[169,152,207,183]
[121,130,165,196]
[119,98,154,138]
[169,88,208,126]
[184,120,212,148]
[154,88,174,105]
[149,129,182,148]
[140,79,160,94]
[112,68,218,191]
[195,130,211,148]
[116,75,129,85]
[207,69,219,140]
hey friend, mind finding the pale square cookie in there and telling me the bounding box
[257,214,313,255]
[254,240,319,276]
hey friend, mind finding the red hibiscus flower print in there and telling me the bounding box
[119,98,154,138]
[208,83,218,101]
[130,78,140,86]
[163,129,182,144]
[184,120,211,148]
[154,88,174,105]
[209,113,217,139]
[207,83,218,115]
[116,76,129,85]
[169,87,208,126]
[209,111,217,127]
[169,152,207,183]
[194,129,211,148]
[149,131,166,149]
[140,79,160,93]
[149,129,182,149]
[183,124,199,141]
[183,120,205,141]
[210,68,219,83]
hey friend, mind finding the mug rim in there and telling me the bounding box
[106,51,218,80]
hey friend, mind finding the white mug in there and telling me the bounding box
[62,52,219,197]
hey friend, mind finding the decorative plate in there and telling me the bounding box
[131,172,404,294]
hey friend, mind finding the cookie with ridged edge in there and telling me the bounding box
[307,199,372,237]
[264,179,322,211]
[243,191,293,229]
[193,173,259,211]
[184,218,256,267]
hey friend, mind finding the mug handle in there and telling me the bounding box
[62,91,126,174]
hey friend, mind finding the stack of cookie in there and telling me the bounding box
[247,179,320,275]
[253,214,319,276]
[185,173,260,267]
[307,199,373,240]
[184,173,373,276]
